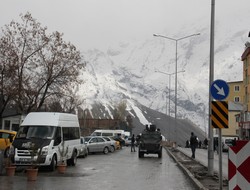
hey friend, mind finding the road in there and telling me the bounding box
[178,147,228,179]
[0,147,196,190]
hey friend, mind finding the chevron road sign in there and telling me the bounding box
[211,101,228,129]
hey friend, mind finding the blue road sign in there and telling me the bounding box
[210,79,229,100]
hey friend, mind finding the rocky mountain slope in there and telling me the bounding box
[77,0,249,142]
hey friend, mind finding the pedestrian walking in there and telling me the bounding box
[190,132,198,159]
[198,140,202,148]
[185,140,189,148]
[214,137,218,154]
[131,134,136,152]
[203,138,208,149]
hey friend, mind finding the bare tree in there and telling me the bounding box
[0,31,19,119]
[126,114,133,129]
[0,12,85,114]
[114,100,127,121]
[46,87,84,114]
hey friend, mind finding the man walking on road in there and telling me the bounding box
[190,132,198,159]
[131,134,136,152]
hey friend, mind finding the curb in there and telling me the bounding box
[165,147,208,190]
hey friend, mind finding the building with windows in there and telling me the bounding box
[221,81,243,137]
[239,42,250,139]
[227,81,244,103]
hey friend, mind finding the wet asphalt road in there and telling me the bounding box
[0,147,196,190]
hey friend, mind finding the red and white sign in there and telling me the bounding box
[228,140,250,190]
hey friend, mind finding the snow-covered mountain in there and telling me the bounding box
[78,1,249,134]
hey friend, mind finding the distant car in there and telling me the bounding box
[113,136,125,147]
[222,138,235,152]
[0,130,16,157]
[78,137,88,158]
[84,136,110,154]
[109,136,121,150]
[102,136,116,152]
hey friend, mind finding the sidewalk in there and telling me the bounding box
[177,147,228,179]
[166,146,229,190]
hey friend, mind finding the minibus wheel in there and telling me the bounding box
[49,155,57,171]
[68,151,77,166]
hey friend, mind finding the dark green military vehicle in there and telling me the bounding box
[138,125,162,158]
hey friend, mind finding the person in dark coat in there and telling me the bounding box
[214,138,218,154]
[190,132,198,159]
[204,138,208,149]
[131,134,136,152]
[185,140,190,148]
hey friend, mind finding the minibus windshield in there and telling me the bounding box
[16,126,56,139]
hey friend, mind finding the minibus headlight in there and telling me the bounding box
[8,145,15,157]
[41,146,49,155]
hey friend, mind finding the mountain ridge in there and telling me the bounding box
[77,1,249,139]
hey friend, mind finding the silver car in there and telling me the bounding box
[84,136,110,154]
[78,136,88,158]
[102,136,116,152]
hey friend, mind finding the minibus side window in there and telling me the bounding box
[54,127,62,146]
[63,127,80,141]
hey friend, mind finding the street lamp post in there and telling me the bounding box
[153,33,200,145]
[155,70,185,141]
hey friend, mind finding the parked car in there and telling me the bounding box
[109,136,121,150]
[84,136,110,154]
[222,138,235,152]
[113,136,125,148]
[78,136,88,158]
[0,130,16,157]
[102,136,116,152]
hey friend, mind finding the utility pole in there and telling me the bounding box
[208,0,215,176]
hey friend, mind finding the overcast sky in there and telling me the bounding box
[0,0,247,51]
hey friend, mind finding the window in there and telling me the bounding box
[97,137,105,142]
[234,85,240,92]
[62,127,80,141]
[4,120,10,130]
[236,116,240,122]
[12,124,19,131]
[102,133,113,136]
[90,137,98,143]
[234,96,240,102]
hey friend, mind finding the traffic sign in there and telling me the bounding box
[211,101,228,128]
[210,79,229,100]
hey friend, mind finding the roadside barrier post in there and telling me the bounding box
[228,140,250,189]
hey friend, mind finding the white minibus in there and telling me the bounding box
[12,112,81,171]
[91,129,125,138]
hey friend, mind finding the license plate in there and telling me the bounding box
[19,158,31,162]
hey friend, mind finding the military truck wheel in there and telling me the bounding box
[158,151,162,158]
[138,150,144,158]
[158,148,162,158]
